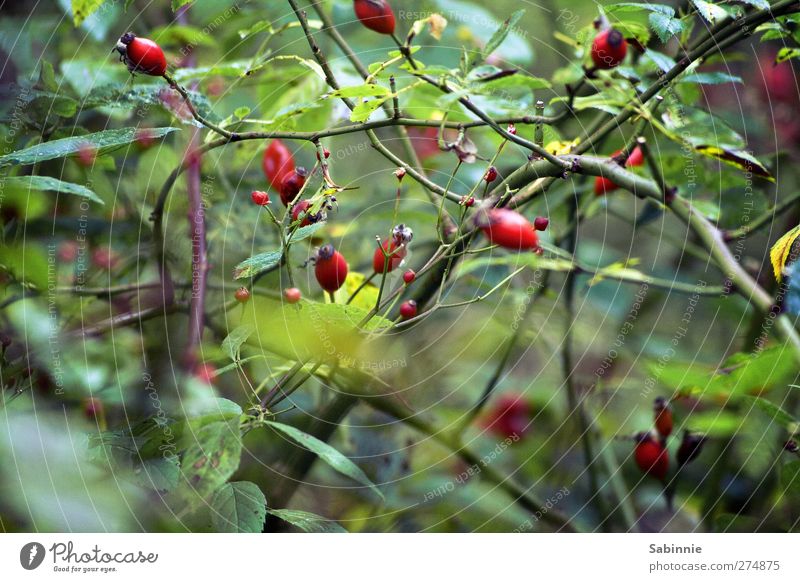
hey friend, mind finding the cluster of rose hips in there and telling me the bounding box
[113,5,552,319]
[633,397,706,483]
[251,134,551,316]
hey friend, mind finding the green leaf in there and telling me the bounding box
[238,20,274,39]
[265,421,384,500]
[606,3,676,15]
[288,222,326,243]
[643,50,676,73]
[326,84,391,99]
[172,0,193,10]
[781,461,800,496]
[265,509,347,533]
[738,0,769,8]
[179,419,242,501]
[184,398,243,425]
[234,106,251,120]
[233,250,283,280]
[211,482,267,533]
[482,9,525,60]
[649,12,684,42]
[81,84,217,124]
[2,176,104,205]
[679,72,742,85]
[150,24,216,48]
[691,199,720,220]
[221,325,254,362]
[350,98,390,123]
[71,0,105,26]
[743,395,798,432]
[131,457,181,493]
[477,74,551,91]
[39,61,58,92]
[691,0,729,24]
[0,127,179,167]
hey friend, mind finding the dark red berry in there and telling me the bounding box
[403,269,416,284]
[353,0,396,35]
[283,287,302,304]
[399,299,417,320]
[234,287,250,303]
[484,166,498,182]
[316,147,331,160]
[478,209,539,251]
[626,146,645,167]
[195,363,216,384]
[591,28,628,70]
[374,239,406,274]
[91,247,118,270]
[760,53,798,104]
[251,190,270,206]
[533,217,549,231]
[83,397,104,421]
[58,241,79,262]
[115,32,167,76]
[292,200,313,227]
[634,432,669,481]
[483,394,532,439]
[315,244,348,292]
[654,397,673,439]
[677,431,707,466]
[460,196,475,207]
[279,167,308,206]
[262,140,296,191]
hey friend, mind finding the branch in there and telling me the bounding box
[723,191,800,241]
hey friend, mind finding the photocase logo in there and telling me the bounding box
[19,542,46,570]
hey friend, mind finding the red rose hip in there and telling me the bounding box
[263,140,295,191]
[373,239,406,274]
[279,167,308,206]
[591,28,628,70]
[478,209,539,250]
[234,287,251,303]
[353,0,396,35]
[283,287,302,304]
[653,397,673,439]
[315,244,348,292]
[634,432,669,481]
[115,32,167,76]
[251,190,270,206]
[533,217,549,231]
[399,300,417,320]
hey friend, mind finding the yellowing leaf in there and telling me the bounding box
[338,272,379,310]
[544,138,580,155]
[71,0,104,26]
[695,146,773,181]
[770,224,800,281]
